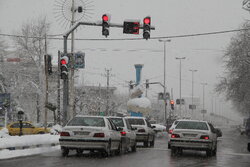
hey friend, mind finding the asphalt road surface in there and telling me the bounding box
[1,127,250,167]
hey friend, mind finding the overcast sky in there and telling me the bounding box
[0,0,248,120]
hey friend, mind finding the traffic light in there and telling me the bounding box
[47,54,52,75]
[170,100,175,110]
[143,16,151,40]
[146,79,149,88]
[60,54,69,80]
[102,14,110,37]
[129,81,134,89]
[123,21,140,34]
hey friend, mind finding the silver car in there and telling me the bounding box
[59,115,121,157]
[126,116,156,147]
[169,120,217,156]
[110,117,137,153]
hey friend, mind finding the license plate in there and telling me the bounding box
[74,131,90,135]
[183,133,197,137]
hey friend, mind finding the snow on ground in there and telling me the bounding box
[0,132,60,159]
[0,134,60,148]
[0,145,60,160]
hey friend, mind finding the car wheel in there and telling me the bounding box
[61,147,69,157]
[171,147,177,156]
[150,137,155,147]
[131,142,137,152]
[168,143,171,149]
[76,148,83,155]
[115,142,122,155]
[102,141,112,157]
[212,145,217,156]
[247,143,250,152]
[206,149,213,157]
[38,131,45,134]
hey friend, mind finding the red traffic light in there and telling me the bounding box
[102,14,109,22]
[61,59,67,65]
[144,17,150,24]
[170,100,174,105]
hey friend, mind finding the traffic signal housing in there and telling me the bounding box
[146,79,149,88]
[143,17,151,40]
[102,14,110,37]
[170,100,175,110]
[123,21,140,34]
[60,54,69,80]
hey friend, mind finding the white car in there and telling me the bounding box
[169,120,218,156]
[151,124,166,133]
[126,116,156,147]
[59,115,121,157]
[167,120,181,149]
[110,117,137,153]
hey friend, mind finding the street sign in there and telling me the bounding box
[189,104,196,109]
[74,52,85,69]
[201,109,207,114]
[158,92,170,100]
[123,21,140,34]
[176,99,185,105]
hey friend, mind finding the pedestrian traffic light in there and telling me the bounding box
[60,54,69,80]
[102,14,110,37]
[143,16,151,40]
[170,100,175,110]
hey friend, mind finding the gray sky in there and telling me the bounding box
[0,0,248,120]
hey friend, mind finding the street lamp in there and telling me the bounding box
[201,83,208,120]
[189,69,198,118]
[17,110,24,136]
[175,57,186,118]
[159,39,171,124]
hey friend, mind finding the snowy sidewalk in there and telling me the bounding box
[0,134,60,159]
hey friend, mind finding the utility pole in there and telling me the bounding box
[44,33,48,130]
[159,39,171,124]
[176,57,186,118]
[69,0,76,119]
[57,51,61,125]
[104,68,113,116]
[189,69,198,118]
[201,82,208,120]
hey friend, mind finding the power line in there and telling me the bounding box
[0,27,249,41]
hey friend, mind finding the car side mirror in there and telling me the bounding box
[151,125,156,129]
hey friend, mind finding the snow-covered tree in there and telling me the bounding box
[216,22,250,116]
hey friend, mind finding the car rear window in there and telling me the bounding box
[67,117,105,127]
[110,118,124,127]
[175,121,208,130]
[127,118,145,125]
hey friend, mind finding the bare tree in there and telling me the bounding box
[11,17,50,122]
[216,22,250,116]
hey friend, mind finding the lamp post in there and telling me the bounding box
[17,110,24,136]
[189,69,198,118]
[159,39,171,124]
[175,57,186,118]
[201,83,208,120]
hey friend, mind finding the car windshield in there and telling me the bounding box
[67,117,105,127]
[175,121,209,130]
[110,118,124,127]
[127,118,145,125]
